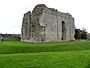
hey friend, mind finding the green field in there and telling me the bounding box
[0,40,90,68]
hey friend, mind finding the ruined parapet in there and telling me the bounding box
[31,4,47,24]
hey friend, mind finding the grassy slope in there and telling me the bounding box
[0,51,90,68]
[0,40,90,54]
[0,40,90,68]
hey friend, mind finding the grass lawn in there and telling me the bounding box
[0,40,90,54]
[0,51,90,68]
[0,40,90,68]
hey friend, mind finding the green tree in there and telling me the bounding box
[74,29,81,39]
[74,28,87,40]
[81,28,87,39]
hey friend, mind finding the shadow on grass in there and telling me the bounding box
[85,60,90,68]
[86,64,90,68]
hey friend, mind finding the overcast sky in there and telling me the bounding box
[0,0,90,34]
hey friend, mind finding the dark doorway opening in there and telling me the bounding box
[62,21,66,40]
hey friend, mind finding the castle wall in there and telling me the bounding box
[39,8,75,42]
[21,11,31,41]
[21,4,75,42]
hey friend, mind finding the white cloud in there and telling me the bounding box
[0,0,90,33]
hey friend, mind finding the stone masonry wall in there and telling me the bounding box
[21,4,75,42]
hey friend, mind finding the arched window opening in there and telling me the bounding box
[61,21,66,40]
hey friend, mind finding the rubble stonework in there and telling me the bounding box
[21,4,75,42]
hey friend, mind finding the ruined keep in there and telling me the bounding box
[21,4,75,42]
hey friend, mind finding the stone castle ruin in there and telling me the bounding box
[21,4,75,42]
